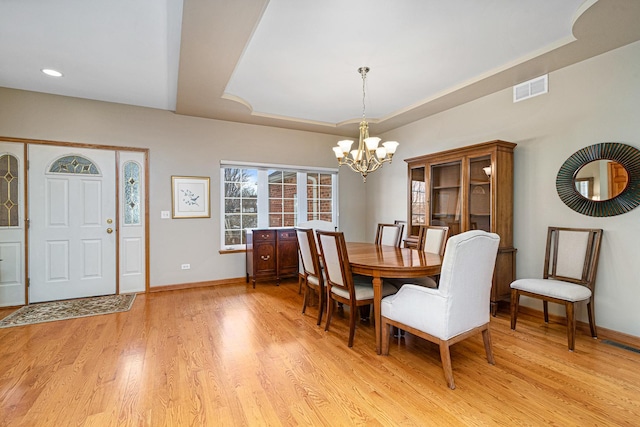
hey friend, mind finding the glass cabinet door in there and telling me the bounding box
[409,166,426,238]
[430,161,461,236]
[468,155,492,232]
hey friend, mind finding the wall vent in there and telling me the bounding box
[513,74,548,103]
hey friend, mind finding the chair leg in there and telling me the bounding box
[325,299,334,332]
[438,341,455,390]
[566,301,576,351]
[510,289,520,330]
[348,304,358,347]
[482,328,495,365]
[316,288,324,326]
[587,298,598,338]
[543,301,549,323]
[302,282,309,314]
[381,318,391,355]
[298,273,304,294]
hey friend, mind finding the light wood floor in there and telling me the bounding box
[1,280,639,426]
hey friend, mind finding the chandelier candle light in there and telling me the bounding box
[332,67,399,183]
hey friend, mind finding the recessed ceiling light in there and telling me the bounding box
[41,68,63,77]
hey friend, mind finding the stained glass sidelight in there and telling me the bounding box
[123,161,141,225]
[49,155,99,175]
[0,154,19,227]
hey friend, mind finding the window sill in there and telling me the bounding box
[219,248,246,254]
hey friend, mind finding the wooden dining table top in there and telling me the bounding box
[346,242,442,278]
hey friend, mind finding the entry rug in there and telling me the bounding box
[0,294,136,328]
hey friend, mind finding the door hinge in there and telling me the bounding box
[25,218,30,229]
[27,278,30,287]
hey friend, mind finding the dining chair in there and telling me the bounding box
[418,225,450,256]
[510,226,603,351]
[296,220,335,293]
[295,227,326,326]
[375,223,403,247]
[380,230,501,389]
[316,230,398,347]
[394,219,407,243]
[385,225,449,290]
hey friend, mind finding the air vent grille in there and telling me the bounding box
[513,75,548,103]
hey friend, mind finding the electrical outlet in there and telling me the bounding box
[181,264,190,270]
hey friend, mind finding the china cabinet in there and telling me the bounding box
[405,140,517,315]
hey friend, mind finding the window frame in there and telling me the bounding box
[220,161,338,251]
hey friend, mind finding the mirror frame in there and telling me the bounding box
[556,142,640,217]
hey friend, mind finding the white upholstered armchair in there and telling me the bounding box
[380,230,501,389]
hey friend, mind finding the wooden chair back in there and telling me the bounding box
[544,227,603,291]
[418,225,450,256]
[316,230,355,300]
[295,227,321,278]
[375,223,403,247]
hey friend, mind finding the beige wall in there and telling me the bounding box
[367,40,640,337]
[0,88,367,288]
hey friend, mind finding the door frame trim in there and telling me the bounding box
[1,136,150,303]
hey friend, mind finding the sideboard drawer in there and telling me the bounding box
[254,230,276,241]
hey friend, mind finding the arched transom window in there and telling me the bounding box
[49,155,100,175]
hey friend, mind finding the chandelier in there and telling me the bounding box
[332,67,399,183]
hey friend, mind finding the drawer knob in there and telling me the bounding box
[260,255,271,261]
[261,234,269,238]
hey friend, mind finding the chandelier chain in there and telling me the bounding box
[361,67,367,121]
[331,66,398,183]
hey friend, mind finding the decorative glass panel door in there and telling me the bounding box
[29,145,116,303]
[409,166,426,238]
[468,155,492,232]
[430,161,461,236]
[0,142,26,306]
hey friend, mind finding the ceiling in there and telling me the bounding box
[2,0,640,137]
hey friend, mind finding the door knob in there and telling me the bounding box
[107,228,113,234]
[107,218,113,224]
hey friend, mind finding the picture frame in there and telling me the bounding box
[171,176,211,218]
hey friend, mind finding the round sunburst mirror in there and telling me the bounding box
[556,142,640,217]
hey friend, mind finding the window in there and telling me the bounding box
[221,162,338,250]
[306,173,333,222]
[49,155,100,175]
[0,154,19,227]
[268,170,297,227]
[223,168,258,247]
[123,161,141,225]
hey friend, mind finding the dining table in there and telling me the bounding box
[346,242,443,354]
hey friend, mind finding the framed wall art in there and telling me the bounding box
[171,176,211,218]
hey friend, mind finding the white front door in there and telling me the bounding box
[29,145,116,302]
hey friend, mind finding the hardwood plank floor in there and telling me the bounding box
[1,280,639,426]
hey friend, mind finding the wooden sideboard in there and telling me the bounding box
[246,228,298,287]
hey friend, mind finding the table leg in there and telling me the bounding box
[372,273,382,354]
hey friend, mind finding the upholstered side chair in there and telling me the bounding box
[510,227,603,351]
[296,220,335,293]
[316,230,397,347]
[295,227,326,326]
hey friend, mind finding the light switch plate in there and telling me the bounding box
[161,211,170,219]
